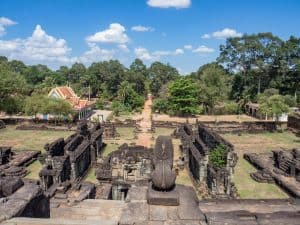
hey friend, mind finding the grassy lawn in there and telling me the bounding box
[116,127,135,140]
[233,158,288,199]
[84,168,98,184]
[0,125,73,152]
[101,142,119,157]
[25,160,43,180]
[223,131,300,199]
[154,127,174,138]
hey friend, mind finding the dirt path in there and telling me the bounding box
[135,97,153,148]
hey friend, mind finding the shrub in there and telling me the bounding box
[209,144,228,168]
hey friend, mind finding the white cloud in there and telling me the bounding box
[86,23,129,44]
[135,47,184,61]
[0,24,131,68]
[175,48,184,55]
[192,45,214,54]
[118,44,129,52]
[131,25,154,32]
[147,0,191,9]
[134,47,157,61]
[0,25,72,64]
[212,28,242,39]
[79,43,115,64]
[0,17,17,36]
[201,33,210,39]
[184,44,192,50]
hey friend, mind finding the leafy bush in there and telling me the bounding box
[209,144,228,168]
[224,101,239,114]
[152,98,169,113]
[284,95,296,107]
[95,98,105,109]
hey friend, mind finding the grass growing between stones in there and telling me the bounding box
[101,143,119,157]
[222,131,300,199]
[84,168,98,184]
[25,160,43,180]
[0,125,73,152]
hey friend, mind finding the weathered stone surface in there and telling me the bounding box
[245,149,300,198]
[178,123,238,197]
[40,121,103,191]
[0,180,49,222]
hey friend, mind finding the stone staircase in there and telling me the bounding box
[1,199,125,225]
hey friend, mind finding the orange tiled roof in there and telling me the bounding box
[49,86,94,111]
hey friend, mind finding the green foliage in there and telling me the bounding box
[259,94,290,120]
[152,98,169,113]
[116,81,144,113]
[209,144,228,168]
[284,95,296,107]
[149,62,179,96]
[219,33,300,101]
[196,63,230,114]
[223,101,239,114]
[0,63,29,113]
[25,94,72,119]
[95,98,105,110]
[167,77,199,116]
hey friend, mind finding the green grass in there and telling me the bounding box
[84,168,98,184]
[102,142,119,157]
[154,127,174,138]
[222,131,299,199]
[0,125,73,152]
[233,158,288,199]
[25,160,43,180]
[116,127,135,140]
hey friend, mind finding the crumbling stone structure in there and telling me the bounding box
[39,121,103,192]
[0,119,5,129]
[245,149,300,198]
[0,177,50,222]
[288,113,300,133]
[0,147,40,178]
[0,147,12,165]
[96,144,153,183]
[179,123,238,197]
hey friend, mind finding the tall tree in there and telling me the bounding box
[168,77,199,116]
[218,33,283,95]
[196,63,230,114]
[149,62,179,96]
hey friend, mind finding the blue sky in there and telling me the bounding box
[0,0,299,73]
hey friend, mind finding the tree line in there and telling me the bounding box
[0,32,299,118]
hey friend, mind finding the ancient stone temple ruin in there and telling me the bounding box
[179,123,238,197]
[39,121,103,193]
[96,143,153,183]
[96,143,153,200]
[245,148,300,198]
[0,177,49,222]
[0,147,40,178]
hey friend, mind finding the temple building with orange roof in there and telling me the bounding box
[48,86,95,120]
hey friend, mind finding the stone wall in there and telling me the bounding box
[0,120,5,129]
[39,121,104,192]
[96,143,153,184]
[288,113,300,132]
[179,122,238,198]
[154,120,280,133]
[0,178,49,222]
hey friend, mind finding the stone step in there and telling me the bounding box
[1,217,117,225]
[50,199,125,221]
